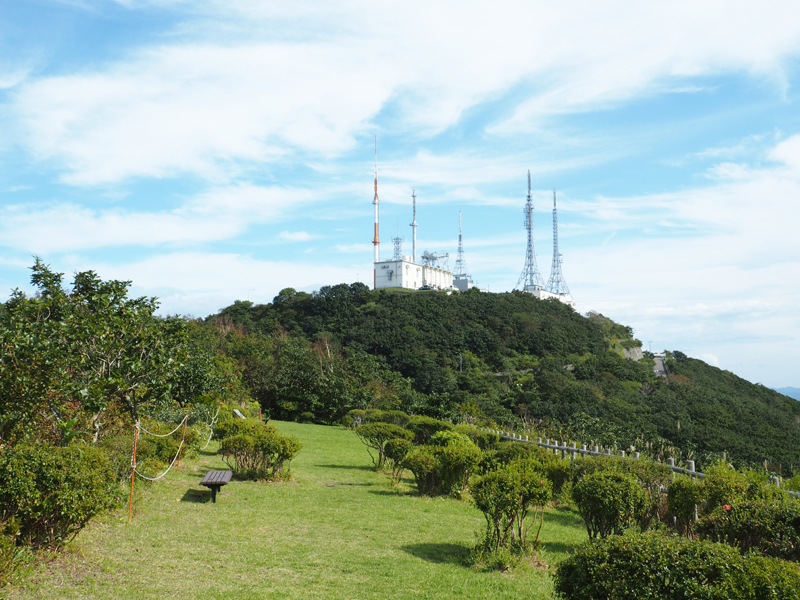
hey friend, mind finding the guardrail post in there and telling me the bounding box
[560,441,566,460]
[688,460,695,480]
[621,450,626,458]
[634,452,640,459]
[570,442,577,460]
[592,445,599,454]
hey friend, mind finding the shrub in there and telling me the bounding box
[572,471,647,539]
[0,444,120,548]
[384,438,413,482]
[372,410,411,427]
[431,432,482,497]
[405,416,453,444]
[218,421,301,481]
[700,462,749,513]
[453,424,499,450]
[553,531,800,600]
[667,476,703,538]
[697,499,800,561]
[354,423,413,468]
[571,456,672,530]
[402,446,439,495]
[470,460,552,558]
[402,434,482,497]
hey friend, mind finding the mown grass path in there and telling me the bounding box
[8,422,586,599]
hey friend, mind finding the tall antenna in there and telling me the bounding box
[372,136,380,265]
[516,170,545,291]
[546,189,571,296]
[454,211,469,277]
[410,189,418,263]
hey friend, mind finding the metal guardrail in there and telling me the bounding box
[486,429,800,499]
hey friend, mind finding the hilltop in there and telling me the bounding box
[208,283,800,475]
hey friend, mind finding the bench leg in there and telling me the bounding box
[211,486,218,503]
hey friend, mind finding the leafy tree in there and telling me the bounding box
[0,260,188,444]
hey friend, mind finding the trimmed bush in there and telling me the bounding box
[402,446,439,495]
[402,434,482,497]
[697,499,800,561]
[572,471,647,539]
[667,476,703,538]
[354,423,413,468]
[431,432,482,497]
[470,459,552,557]
[218,421,301,480]
[0,444,120,548]
[405,416,453,444]
[701,462,749,513]
[453,424,499,450]
[554,531,800,600]
[384,438,413,482]
[571,456,672,530]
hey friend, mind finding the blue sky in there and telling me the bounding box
[1,0,799,389]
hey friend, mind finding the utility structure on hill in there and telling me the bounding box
[373,181,454,291]
[544,189,574,306]
[453,211,474,291]
[516,170,545,292]
[516,172,574,307]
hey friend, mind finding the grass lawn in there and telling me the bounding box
[7,421,587,599]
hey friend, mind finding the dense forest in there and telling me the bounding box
[207,283,800,475]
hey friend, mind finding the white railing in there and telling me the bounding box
[486,429,800,500]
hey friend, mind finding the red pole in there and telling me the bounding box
[176,413,188,471]
[128,426,139,523]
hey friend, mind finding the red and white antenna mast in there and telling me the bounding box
[372,136,380,288]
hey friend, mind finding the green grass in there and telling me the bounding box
[7,422,587,599]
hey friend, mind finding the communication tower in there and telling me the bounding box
[516,170,545,291]
[372,137,380,289]
[454,212,468,276]
[545,189,572,298]
[453,211,474,291]
[392,233,404,261]
[410,190,418,263]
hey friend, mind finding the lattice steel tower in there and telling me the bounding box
[516,170,545,291]
[454,211,469,277]
[545,189,571,296]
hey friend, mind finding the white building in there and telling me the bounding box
[375,256,453,291]
[524,284,575,307]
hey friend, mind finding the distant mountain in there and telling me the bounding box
[211,284,800,473]
[775,387,800,401]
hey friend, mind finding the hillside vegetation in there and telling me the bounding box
[208,283,800,475]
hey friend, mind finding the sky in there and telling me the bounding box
[1,1,799,389]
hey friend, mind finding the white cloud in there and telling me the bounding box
[0,184,319,253]
[278,230,312,241]
[11,1,800,184]
[90,251,370,315]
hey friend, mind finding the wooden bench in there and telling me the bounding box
[199,470,232,503]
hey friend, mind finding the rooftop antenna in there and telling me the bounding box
[454,211,469,277]
[392,225,403,260]
[410,189,418,263]
[516,170,545,291]
[546,189,571,297]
